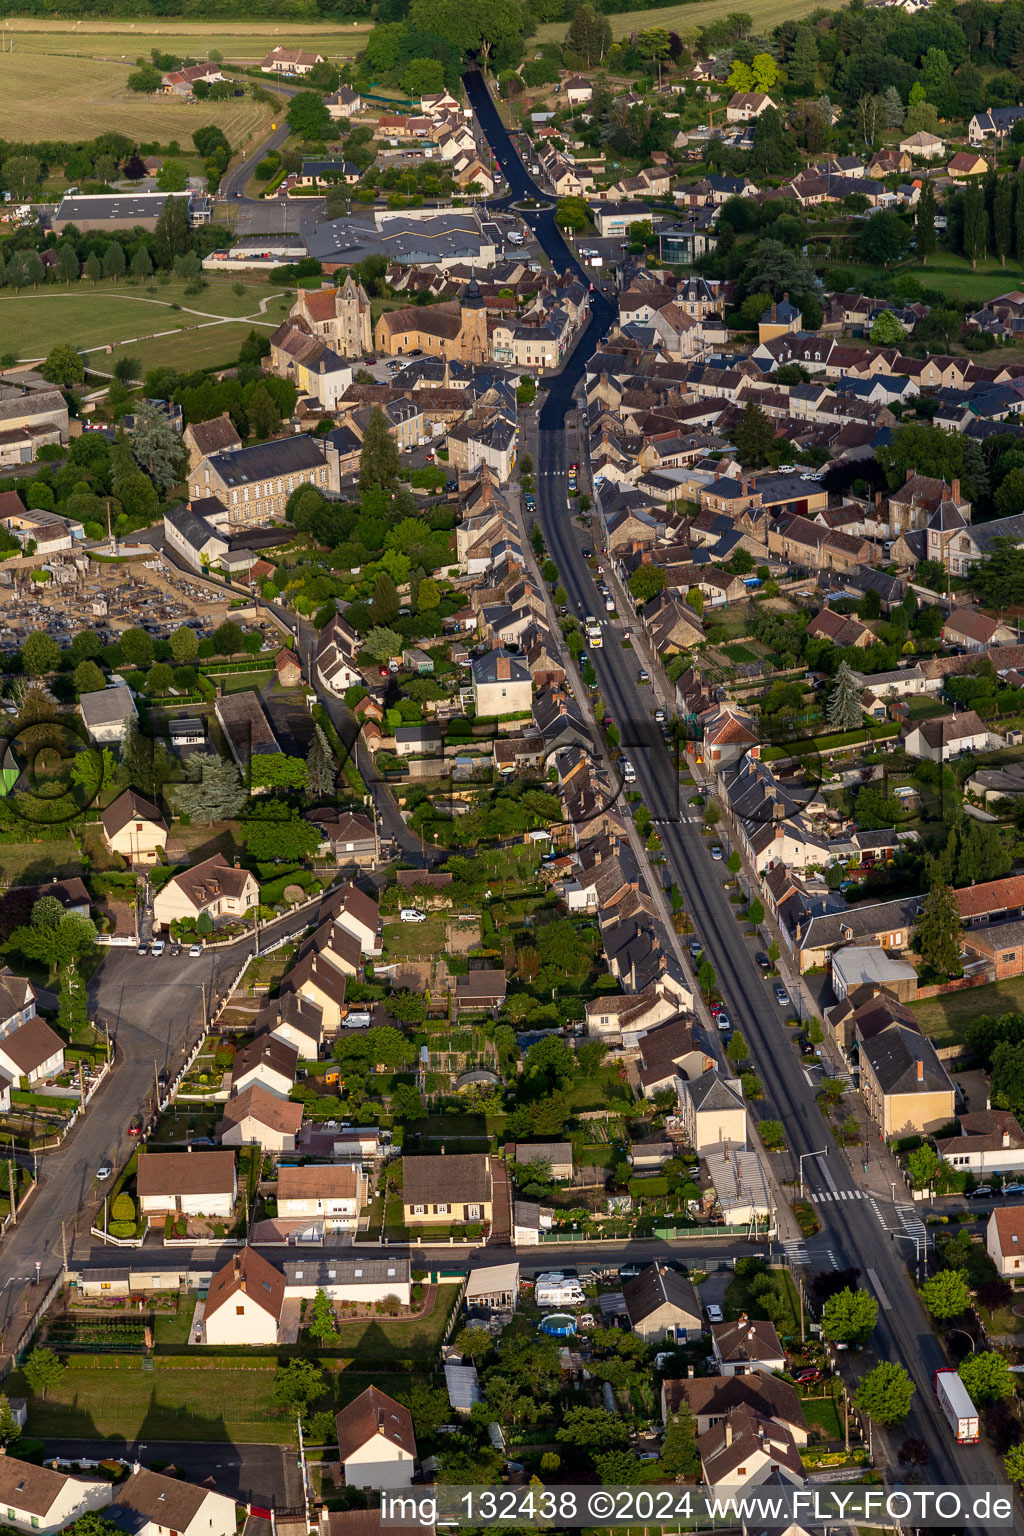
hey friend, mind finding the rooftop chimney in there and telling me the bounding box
[1003,1129,1011,1148]
[497,654,511,681]
[916,1058,924,1082]
[771,302,777,323]
[724,1420,733,1447]
[952,477,961,501]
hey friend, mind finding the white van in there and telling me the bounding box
[507,231,524,246]
[399,909,427,923]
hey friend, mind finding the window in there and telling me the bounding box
[412,1204,426,1215]
[436,1202,450,1215]
[467,1203,481,1219]
[236,1304,245,1315]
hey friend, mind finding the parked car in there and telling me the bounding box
[774,984,790,1006]
[637,667,650,683]
[793,1366,821,1385]
[150,939,165,956]
[400,909,427,923]
[1004,1183,1024,1196]
[755,952,770,972]
[689,939,702,959]
[705,1303,723,1323]
[968,1185,997,1199]
[716,1011,732,1031]
[97,1163,112,1181]
[128,1117,143,1136]
[136,943,149,957]
[169,943,181,957]
[189,943,203,957]
[654,707,666,722]
[710,845,723,860]
[622,759,636,783]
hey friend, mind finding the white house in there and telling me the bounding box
[203,1248,284,1346]
[987,1206,1024,1276]
[698,1404,804,1498]
[321,882,381,955]
[110,1468,237,1536]
[136,1150,237,1219]
[79,685,137,745]
[152,853,259,932]
[283,1256,411,1305]
[277,1163,365,1232]
[218,1083,303,1152]
[0,1459,111,1535]
[0,1017,64,1085]
[936,1111,1024,1177]
[336,1386,417,1489]
[711,1317,787,1376]
[100,788,168,864]
[231,1034,298,1099]
[679,1071,747,1154]
[903,710,994,762]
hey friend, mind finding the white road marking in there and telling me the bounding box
[867,1268,892,1310]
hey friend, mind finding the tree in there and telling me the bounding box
[556,1406,629,1452]
[273,1358,324,1411]
[131,245,153,281]
[826,660,863,731]
[248,754,308,792]
[241,807,320,862]
[359,406,400,493]
[959,1350,1014,1403]
[402,58,446,95]
[21,631,61,676]
[916,882,963,977]
[307,1288,337,1342]
[23,1347,65,1400]
[726,1031,749,1065]
[789,26,818,92]
[854,1361,915,1427]
[994,174,1014,267]
[454,1326,493,1362]
[761,1119,785,1150]
[917,180,937,264]
[821,1287,878,1345]
[870,310,907,346]
[906,1143,939,1189]
[856,209,911,266]
[735,399,774,467]
[4,155,41,199]
[56,243,80,284]
[747,897,764,925]
[371,571,400,625]
[175,754,246,824]
[563,3,612,66]
[213,620,244,655]
[40,342,85,387]
[306,723,336,798]
[920,1268,971,1321]
[74,659,106,694]
[131,401,186,488]
[628,565,667,604]
[113,354,140,384]
[882,85,905,128]
[102,242,126,282]
[963,180,987,269]
[0,1395,21,1447]
[287,92,333,140]
[1006,1443,1024,1487]
[170,624,199,662]
[152,197,191,269]
[247,382,281,439]
[897,1436,929,1471]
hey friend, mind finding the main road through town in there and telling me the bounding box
[464,64,1012,1523]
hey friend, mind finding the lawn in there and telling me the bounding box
[151,1295,198,1346]
[911,976,1024,1050]
[836,258,1022,306]
[723,1266,802,1340]
[801,1394,843,1441]
[0,45,272,147]
[0,278,294,370]
[0,836,85,883]
[722,643,761,665]
[535,0,843,40]
[325,1285,460,1362]
[382,912,449,962]
[2,18,371,62]
[9,1357,293,1443]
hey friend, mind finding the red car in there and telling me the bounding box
[128,1117,143,1136]
[793,1367,820,1385]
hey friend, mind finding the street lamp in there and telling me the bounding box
[799,1148,829,1199]
[948,1327,975,1356]
[891,1229,927,1282]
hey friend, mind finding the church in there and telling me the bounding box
[290,275,373,357]
[373,277,489,364]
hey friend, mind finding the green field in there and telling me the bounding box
[535,0,845,42]
[9,1356,413,1443]
[838,257,1021,305]
[0,277,294,372]
[912,976,1024,1050]
[0,20,372,143]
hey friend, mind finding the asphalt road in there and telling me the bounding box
[219,82,303,204]
[464,66,1010,1524]
[0,905,315,1348]
[42,1440,302,1509]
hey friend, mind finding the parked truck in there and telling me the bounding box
[934,1369,980,1444]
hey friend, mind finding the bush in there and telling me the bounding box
[111,1192,135,1222]
[108,1220,137,1238]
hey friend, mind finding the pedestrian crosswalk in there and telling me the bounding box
[899,1206,927,1242]
[806,1188,867,1203]
[783,1240,809,1266]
